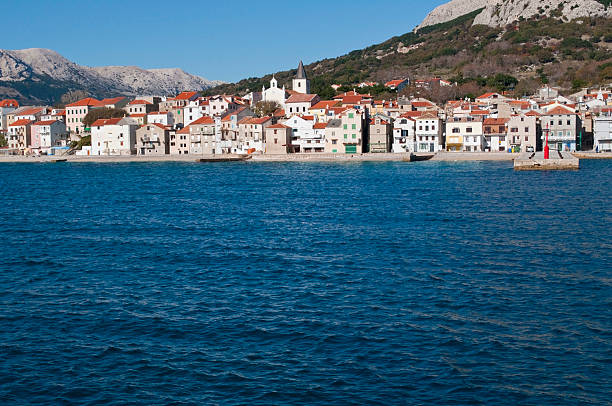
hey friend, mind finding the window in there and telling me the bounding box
[452,128,460,133]
[332,140,337,144]
[352,134,356,139]
[511,127,518,133]
[274,138,278,144]
[349,113,354,119]
[466,127,473,133]
[344,134,348,139]
[525,136,529,141]
[558,120,562,125]
[567,120,571,125]
[343,124,348,130]
[352,124,356,130]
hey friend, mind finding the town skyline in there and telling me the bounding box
[1,0,449,82]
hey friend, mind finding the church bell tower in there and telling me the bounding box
[292,61,310,94]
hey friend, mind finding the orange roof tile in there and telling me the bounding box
[66,97,101,107]
[267,123,290,129]
[129,99,152,105]
[286,94,318,104]
[174,91,198,100]
[546,106,577,116]
[311,100,340,110]
[32,120,60,126]
[0,99,19,108]
[9,119,32,126]
[91,118,123,126]
[191,116,215,125]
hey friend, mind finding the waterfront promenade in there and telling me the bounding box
[1,151,610,164]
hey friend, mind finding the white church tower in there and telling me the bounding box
[292,61,310,94]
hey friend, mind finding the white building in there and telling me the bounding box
[261,76,288,109]
[392,116,416,153]
[147,111,174,127]
[415,113,443,153]
[91,117,139,156]
[283,115,318,153]
[445,117,484,152]
[285,94,320,117]
[31,120,67,154]
[594,108,612,152]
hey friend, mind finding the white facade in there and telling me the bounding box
[415,116,442,153]
[392,117,415,153]
[91,118,139,156]
[283,115,320,153]
[445,118,484,152]
[261,77,287,108]
[148,111,174,127]
[508,115,537,152]
[594,114,612,152]
[35,121,67,153]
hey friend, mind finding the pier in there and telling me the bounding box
[514,151,579,171]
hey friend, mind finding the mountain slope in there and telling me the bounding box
[204,10,611,99]
[418,0,612,29]
[0,48,221,104]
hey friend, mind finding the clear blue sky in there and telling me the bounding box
[3,0,447,83]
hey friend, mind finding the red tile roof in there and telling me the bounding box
[267,123,290,129]
[100,97,126,105]
[129,99,152,105]
[177,126,191,134]
[66,97,101,107]
[9,119,32,126]
[130,114,146,117]
[546,106,577,116]
[0,99,19,108]
[311,100,340,110]
[483,118,510,125]
[400,111,425,118]
[385,79,407,87]
[191,116,215,125]
[286,94,318,104]
[173,91,198,100]
[411,101,436,108]
[91,118,123,126]
[17,107,45,116]
[32,120,60,126]
[313,123,327,129]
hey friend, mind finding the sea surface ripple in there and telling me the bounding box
[0,160,611,405]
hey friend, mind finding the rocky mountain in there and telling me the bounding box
[418,0,612,29]
[205,10,611,102]
[0,48,221,104]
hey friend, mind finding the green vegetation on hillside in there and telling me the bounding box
[204,12,612,100]
[82,108,128,128]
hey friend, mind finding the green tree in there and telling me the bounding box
[83,108,128,128]
[253,101,280,117]
[0,134,7,148]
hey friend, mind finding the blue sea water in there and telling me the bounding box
[0,160,611,405]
